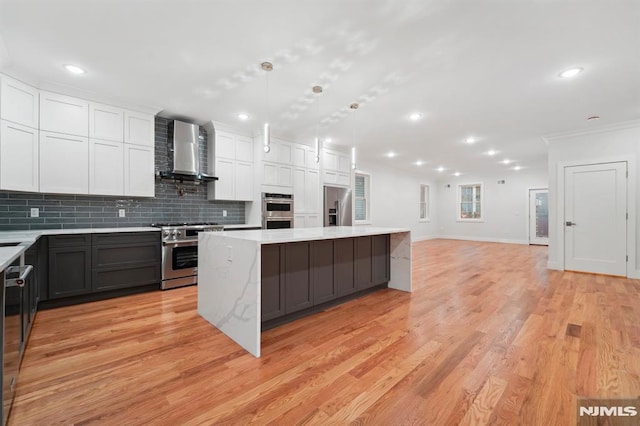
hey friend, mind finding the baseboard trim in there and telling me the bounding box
[437,235,528,245]
[628,269,640,279]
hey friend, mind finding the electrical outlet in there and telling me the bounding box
[30,208,39,218]
[118,209,126,217]
[223,210,228,217]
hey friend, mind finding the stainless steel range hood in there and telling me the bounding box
[159,120,217,182]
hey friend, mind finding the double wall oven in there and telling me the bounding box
[152,223,223,289]
[262,193,294,229]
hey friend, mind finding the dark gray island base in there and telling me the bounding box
[198,226,412,357]
[261,234,391,330]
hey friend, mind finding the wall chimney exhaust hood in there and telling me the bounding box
[158,120,217,182]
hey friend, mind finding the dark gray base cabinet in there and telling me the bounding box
[260,235,390,322]
[47,232,161,301]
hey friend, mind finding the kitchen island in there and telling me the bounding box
[197,226,411,357]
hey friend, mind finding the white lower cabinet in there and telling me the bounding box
[294,213,320,228]
[40,131,89,194]
[89,139,123,195]
[124,144,154,197]
[307,214,321,227]
[294,214,306,228]
[0,120,39,192]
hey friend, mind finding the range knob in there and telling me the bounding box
[163,230,170,238]
[172,230,182,238]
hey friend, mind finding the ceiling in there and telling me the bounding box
[1,0,638,178]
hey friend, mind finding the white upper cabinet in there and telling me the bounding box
[214,130,235,159]
[124,110,154,147]
[0,75,39,128]
[40,91,89,136]
[40,131,89,194]
[89,103,124,142]
[322,149,338,171]
[292,144,307,167]
[338,154,350,173]
[277,141,292,165]
[124,144,155,197]
[89,139,124,195]
[234,161,253,201]
[235,135,253,162]
[0,120,39,192]
[321,147,350,187]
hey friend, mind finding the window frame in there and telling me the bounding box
[419,183,430,222]
[354,170,371,225]
[456,182,484,222]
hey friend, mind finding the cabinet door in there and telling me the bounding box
[292,167,306,212]
[278,165,292,187]
[235,135,253,162]
[235,161,253,201]
[124,110,154,147]
[278,141,292,165]
[214,130,234,159]
[284,242,313,313]
[323,170,337,184]
[40,131,89,194]
[307,147,319,170]
[372,234,390,285]
[292,144,306,167]
[40,91,89,136]
[89,139,124,195]
[305,169,320,213]
[89,103,124,142]
[306,214,320,228]
[293,214,306,228]
[355,236,373,290]
[213,158,234,200]
[262,162,278,186]
[261,244,285,321]
[0,120,39,192]
[49,246,92,298]
[335,238,356,296]
[313,239,337,304]
[1,76,39,128]
[338,153,351,173]
[124,144,154,197]
[337,173,350,187]
[322,149,338,171]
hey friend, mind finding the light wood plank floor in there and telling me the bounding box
[9,239,640,425]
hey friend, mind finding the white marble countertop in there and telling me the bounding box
[0,227,160,271]
[208,226,411,244]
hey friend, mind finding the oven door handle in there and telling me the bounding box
[5,265,33,288]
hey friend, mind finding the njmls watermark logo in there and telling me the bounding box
[577,398,640,426]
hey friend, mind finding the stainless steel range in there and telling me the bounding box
[151,222,224,290]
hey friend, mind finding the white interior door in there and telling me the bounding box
[564,162,627,276]
[529,189,549,245]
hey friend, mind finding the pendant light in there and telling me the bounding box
[313,85,323,163]
[350,103,358,170]
[261,61,273,153]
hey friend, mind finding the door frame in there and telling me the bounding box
[555,155,636,277]
[528,187,549,245]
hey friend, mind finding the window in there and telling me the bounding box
[354,172,371,223]
[420,184,430,221]
[457,183,483,221]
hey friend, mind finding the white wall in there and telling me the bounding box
[546,121,640,276]
[358,161,438,241]
[435,170,548,244]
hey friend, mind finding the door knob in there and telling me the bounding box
[565,221,577,226]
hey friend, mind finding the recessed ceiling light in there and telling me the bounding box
[325,137,332,143]
[64,64,86,75]
[386,152,396,158]
[415,160,424,166]
[466,137,475,144]
[409,112,423,121]
[487,150,497,156]
[454,172,461,177]
[514,165,521,171]
[237,113,250,120]
[502,159,511,164]
[559,67,583,78]
[437,166,445,172]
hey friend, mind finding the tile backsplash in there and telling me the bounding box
[0,117,246,231]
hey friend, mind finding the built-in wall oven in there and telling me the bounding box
[152,223,223,289]
[262,193,294,229]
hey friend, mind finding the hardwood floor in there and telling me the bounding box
[9,239,640,425]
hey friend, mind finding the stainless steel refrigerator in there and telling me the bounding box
[324,185,353,226]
